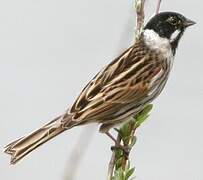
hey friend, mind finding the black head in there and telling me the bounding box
[144,12,196,53]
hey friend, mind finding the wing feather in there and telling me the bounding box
[69,41,167,122]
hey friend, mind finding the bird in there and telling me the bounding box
[4,12,195,164]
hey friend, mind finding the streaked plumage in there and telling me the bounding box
[4,12,195,164]
[66,37,171,132]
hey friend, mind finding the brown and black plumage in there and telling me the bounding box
[4,12,195,164]
[67,40,168,132]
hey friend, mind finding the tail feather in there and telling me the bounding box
[4,114,73,164]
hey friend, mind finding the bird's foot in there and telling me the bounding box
[111,144,130,155]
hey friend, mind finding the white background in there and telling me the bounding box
[1,0,202,180]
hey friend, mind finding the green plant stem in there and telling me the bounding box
[107,104,153,180]
[107,135,121,180]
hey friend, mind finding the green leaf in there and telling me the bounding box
[118,168,125,180]
[120,122,131,138]
[140,104,153,116]
[125,161,130,171]
[135,104,153,127]
[136,114,149,127]
[115,157,123,170]
[115,149,123,160]
[125,167,135,180]
[113,170,120,180]
[129,136,137,148]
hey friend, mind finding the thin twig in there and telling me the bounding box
[135,0,145,40]
[119,122,139,171]
[107,135,121,180]
[156,0,162,14]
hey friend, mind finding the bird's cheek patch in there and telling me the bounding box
[170,30,181,42]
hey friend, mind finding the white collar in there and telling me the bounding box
[143,29,173,59]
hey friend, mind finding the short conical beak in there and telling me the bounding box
[184,18,196,27]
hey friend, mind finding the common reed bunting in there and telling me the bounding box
[4,12,195,164]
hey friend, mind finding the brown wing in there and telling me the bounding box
[68,40,167,123]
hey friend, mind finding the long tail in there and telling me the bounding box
[4,114,74,164]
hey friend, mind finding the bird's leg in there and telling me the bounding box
[105,132,130,155]
[105,132,118,143]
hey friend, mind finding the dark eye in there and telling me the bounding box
[168,17,177,25]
